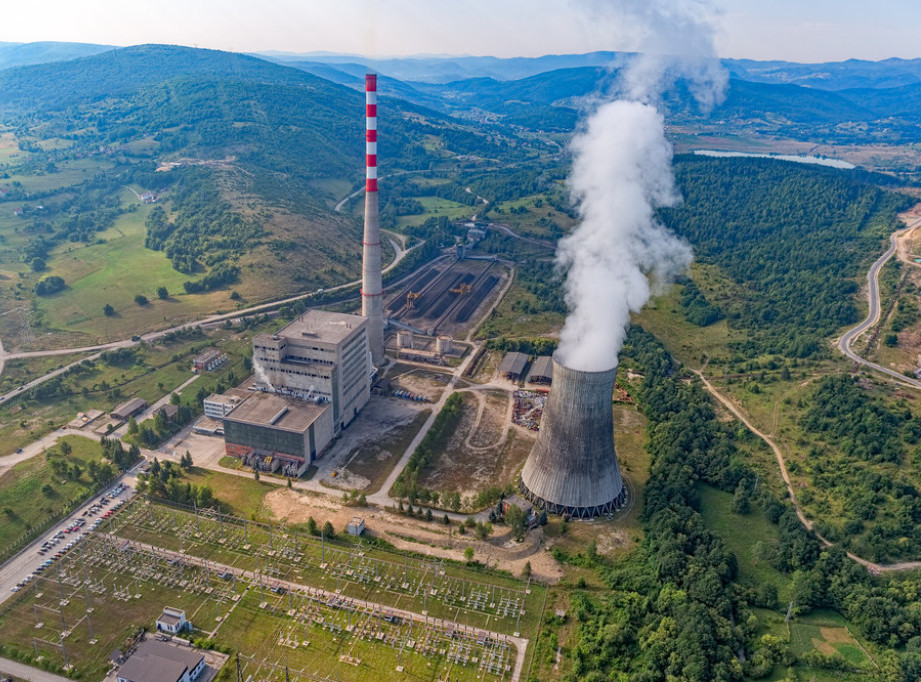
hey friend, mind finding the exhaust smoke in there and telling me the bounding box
[555,0,726,372]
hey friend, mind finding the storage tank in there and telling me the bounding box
[396,330,414,349]
[519,353,626,517]
[436,335,453,354]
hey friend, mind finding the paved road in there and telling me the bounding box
[0,655,75,682]
[0,469,141,604]
[837,215,921,388]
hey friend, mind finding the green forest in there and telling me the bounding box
[662,156,912,358]
[542,327,921,681]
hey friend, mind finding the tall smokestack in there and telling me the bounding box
[362,73,384,366]
[519,354,626,518]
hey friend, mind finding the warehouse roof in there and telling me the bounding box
[499,352,529,378]
[527,355,554,383]
[117,640,203,682]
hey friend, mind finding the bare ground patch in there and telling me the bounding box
[417,391,535,500]
[385,365,453,402]
[263,488,563,581]
[315,397,429,493]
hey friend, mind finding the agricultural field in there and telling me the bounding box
[789,610,879,679]
[0,498,546,681]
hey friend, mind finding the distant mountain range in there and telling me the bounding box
[0,41,114,70]
[4,42,921,149]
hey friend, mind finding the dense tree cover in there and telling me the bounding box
[136,458,216,509]
[33,275,65,296]
[663,157,913,358]
[485,337,558,356]
[680,280,723,326]
[795,374,921,561]
[510,261,567,315]
[144,168,263,274]
[802,375,916,464]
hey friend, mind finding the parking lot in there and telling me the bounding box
[0,480,135,600]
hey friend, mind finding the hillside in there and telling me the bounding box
[0,44,522,348]
[0,41,114,71]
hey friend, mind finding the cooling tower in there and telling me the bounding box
[362,73,385,366]
[519,354,626,518]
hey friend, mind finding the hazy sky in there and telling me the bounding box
[0,0,917,63]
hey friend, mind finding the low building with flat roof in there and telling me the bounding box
[192,348,228,373]
[223,391,333,477]
[203,392,248,420]
[116,639,205,682]
[111,398,148,421]
[156,607,189,634]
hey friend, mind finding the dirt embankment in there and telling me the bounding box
[263,488,563,583]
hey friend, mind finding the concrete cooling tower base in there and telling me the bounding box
[518,354,626,519]
[518,483,626,519]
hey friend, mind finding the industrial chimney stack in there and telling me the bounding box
[362,73,385,366]
[519,354,626,518]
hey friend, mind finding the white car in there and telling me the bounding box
[10,586,19,592]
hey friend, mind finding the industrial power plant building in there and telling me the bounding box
[221,310,371,476]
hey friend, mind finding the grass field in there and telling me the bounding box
[182,467,281,519]
[0,353,91,395]
[36,189,237,342]
[2,156,114,194]
[699,485,791,603]
[395,197,475,228]
[0,435,105,548]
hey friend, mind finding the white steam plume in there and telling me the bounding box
[555,0,727,372]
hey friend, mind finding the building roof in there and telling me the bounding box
[117,640,203,682]
[204,393,247,407]
[157,612,181,626]
[499,352,529,377]
[159,404,179,419]
[112,398,148,418]
[527,355,554,382]
[193,348,223,362]
[277,310,367,345]
[224,391,327,433]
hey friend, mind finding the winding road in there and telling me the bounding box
[695,208,921,573]
[837,214,921,388]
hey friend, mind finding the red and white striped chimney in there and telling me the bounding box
[365,74,378,193]
[361,73,384,366]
